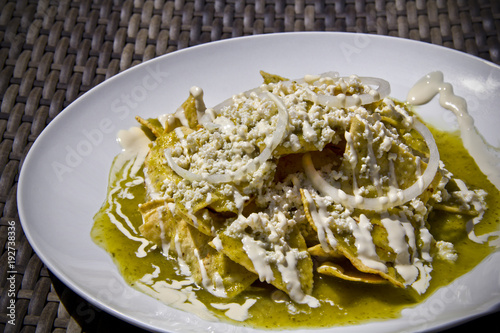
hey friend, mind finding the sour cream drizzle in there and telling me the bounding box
[211,299,258,321]
[157,207,171,254]
[408,71,500,246]
[135,278,216,321]
[411,260,433,294]
[105,183,149,258]
[407,71,500,190]
[116,126,151,178]
[302,190,338,251]
[241,235,275,283]
[381,214,419,285]
[105,128,152,258]
[194,248,227,298]
[350,214,387,272]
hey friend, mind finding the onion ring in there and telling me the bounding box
[165,92,288,184]
[303,120,440,211]
[302,76,390,108]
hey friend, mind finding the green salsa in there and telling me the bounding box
[92,128,500,329]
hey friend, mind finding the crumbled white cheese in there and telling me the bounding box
[435,240,458,262]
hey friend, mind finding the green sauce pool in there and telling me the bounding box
[91,128,500,329]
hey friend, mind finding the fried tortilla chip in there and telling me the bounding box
[339,115,426,196]
[144,125,242,235]
[317,261,388,284]
[143,127,189,195]
[139,199,258,299]
[136,116,163,139]
[260,70,288,84]
[301,189,437,290]
[163,94,200,133]
[307,244,343,260]
[215,216,315,304]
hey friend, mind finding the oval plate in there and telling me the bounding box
[18,32,500,333]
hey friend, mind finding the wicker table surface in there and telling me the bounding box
[0,1,499,332]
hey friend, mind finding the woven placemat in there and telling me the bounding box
[0,0,499,332]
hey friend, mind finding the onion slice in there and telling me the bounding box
[303,120,440,211]
[213,74,388,113]
[165,92,288,184]
[212,86,265,113]
[303,77,390,108]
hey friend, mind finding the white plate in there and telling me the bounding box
[18,32,500,333]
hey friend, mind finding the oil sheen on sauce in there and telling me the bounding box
[91,72,500,329]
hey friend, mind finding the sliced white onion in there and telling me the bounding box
[304,77,390,108]
[277,74,389,109]
[303,120,440,211]
[284,72,340,85]
[164,148,204,182]
[165,92,288,184]
[212,87,265,113]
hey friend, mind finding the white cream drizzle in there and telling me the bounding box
[211,299,257,321]
[349,215,387,273]
[407,71,500,190]
[381,214,410,264]
[363,121,383,195]
[419,227,434,262]
[302,189,337,251]
[173,233,191,276]
[344,131,362,199]
[408,71,500,246]
[135,278,216,321]
[190,86,206,114]
[278,250,320,308]
[161,105,190,130]
[105,158,150,258]
[193,248,227,298]
[241,235,274,283]
[116,126,151,177]
[381,214,419,285]
[211,234,223,251]
[411,260,433,295]
[139,264,161,285]
[157,207,171,255]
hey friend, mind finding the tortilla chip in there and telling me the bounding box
[216,223,314,300]
[179,94,199,130]
[143,127,190,195]
[274,144,343,182]
[174,205,234,237]
[317,261,388,284]
[139,198,257,299]
[163,94,200,133]
[301,190,415,289]
[260,70,288,84]
[136,116,163,139]
[340,115,426,196]
[333,232,405,288]
[307,244,343,260]
[144,125,241,229]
